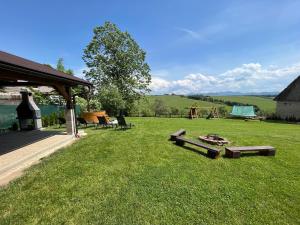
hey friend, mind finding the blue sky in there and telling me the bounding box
[1,0,300,94]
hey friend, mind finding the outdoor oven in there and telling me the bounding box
[16,91,42,131]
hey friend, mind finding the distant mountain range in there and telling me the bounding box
[189,91,279,96]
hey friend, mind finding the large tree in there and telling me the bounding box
[83,21,151,113]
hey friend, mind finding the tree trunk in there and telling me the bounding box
[86,97,91,112]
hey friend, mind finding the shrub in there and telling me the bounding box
[199,109,209,118]
[170,107,180,115]
[41,111,63,127]
[218,106,228,117]
[152,99,170,116]
[141,108,153,117]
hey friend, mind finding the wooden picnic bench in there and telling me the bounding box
[225,146,276,158]
[175,136,221,159]
[170,129,186,141]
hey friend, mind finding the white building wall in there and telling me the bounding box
[276,101,300,120]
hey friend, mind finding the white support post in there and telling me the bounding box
[65,108,76,135]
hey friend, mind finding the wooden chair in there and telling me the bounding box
[96,116,114,128]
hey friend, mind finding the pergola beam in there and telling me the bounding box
[0,81,44,87]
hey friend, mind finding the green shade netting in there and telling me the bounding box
[230,105,256,117]
[0,105,80,129]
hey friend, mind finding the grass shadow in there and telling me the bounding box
[173,143,212,159]
[263,120,300,125]
[94,126,112,130]
[222,152,273,159]
[113,128,132,131]
[52,126,64,129]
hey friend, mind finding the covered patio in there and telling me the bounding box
[0,50,91,135]
[0,51,91,185]
[0,130,75,186]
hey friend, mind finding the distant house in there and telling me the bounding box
[274,76,300,120]
[0,86,54,105]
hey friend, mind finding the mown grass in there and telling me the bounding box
[0,118,299,224]
[211,96,276,114]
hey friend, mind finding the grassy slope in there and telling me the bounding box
[145,95,229,111]
[212,96,276,114]
[1,118,299,224]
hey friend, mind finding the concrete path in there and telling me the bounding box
[0,130,75,186]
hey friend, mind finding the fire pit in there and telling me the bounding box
[199,134,229,146]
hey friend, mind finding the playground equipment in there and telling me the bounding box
[189,107,198,119]
[187,105,219,119]
[206,107,219,119]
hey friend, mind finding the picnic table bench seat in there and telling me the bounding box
[225,146,276,158]
[175,136,221,159]
[170,129,186,141]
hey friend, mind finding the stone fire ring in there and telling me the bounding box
[199,136,229,146]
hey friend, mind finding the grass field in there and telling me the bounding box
[1,118,300,224]
[140,95,229,114]
[211,96,276,114]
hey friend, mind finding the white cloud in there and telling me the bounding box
[149,77,173,92]
[150,62,300,94]
[175,23,227,43]
[176,28,203,40]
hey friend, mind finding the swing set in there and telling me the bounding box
[187,105,219,119]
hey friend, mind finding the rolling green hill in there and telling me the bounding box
[134,95,230,116]
[146,95,227,109]
[135,95,276,116]
[211,96,276,114]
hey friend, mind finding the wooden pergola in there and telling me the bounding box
[0,51,91,135]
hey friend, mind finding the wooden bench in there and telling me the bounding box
[170,129,186,141]
[175,136,221,159]
[225,146,276,158]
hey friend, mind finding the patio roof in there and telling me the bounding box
[274,75,300,102]
[0,50,91,87]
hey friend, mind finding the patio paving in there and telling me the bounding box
[0,130,75,186]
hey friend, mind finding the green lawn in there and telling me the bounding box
[1,118,300,224]
[211,96,276,114]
